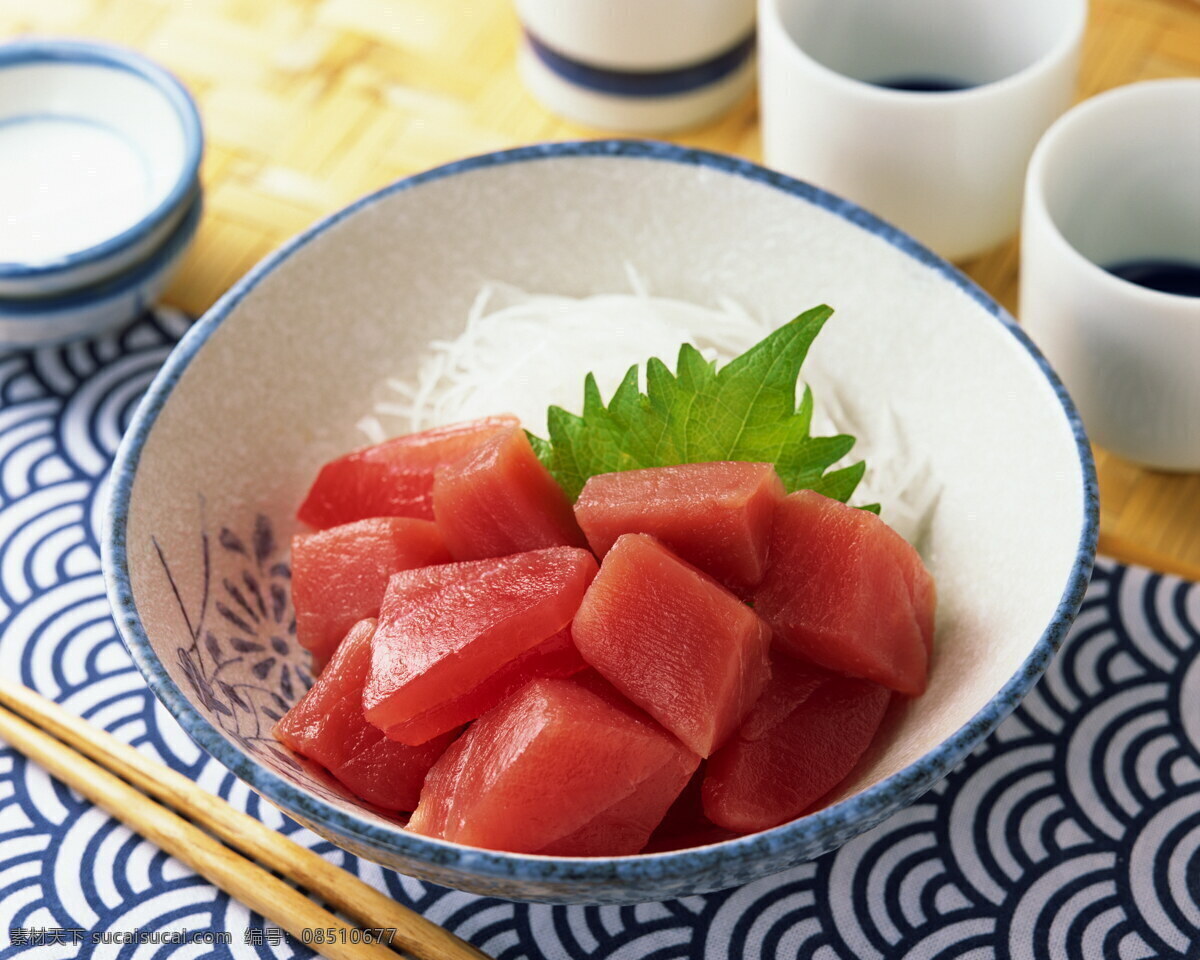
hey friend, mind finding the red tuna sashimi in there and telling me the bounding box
[274,619,455,810]
[572,533,772,757]
[753,491,936,695]
[292,517,450,664]
[297,416,518,528]
[382,627,587,745]
[408,677,695,854]
[539,743,699,856]
[432,426,586,561]
[702,654,891,832]
[363,547,598,733]
[536,670,701,855]
[574,462,785,592]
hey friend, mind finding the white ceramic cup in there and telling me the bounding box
[1021,80,1200,471]
[759,0,1087,261]
[515,0,756,133]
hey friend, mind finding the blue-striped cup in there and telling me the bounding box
[515,0,756,133]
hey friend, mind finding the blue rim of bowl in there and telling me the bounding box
[0,187,202,319]
[0,38,204,280]
[104,140,1099,891]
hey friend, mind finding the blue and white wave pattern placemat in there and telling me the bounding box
[1,309,1198,959]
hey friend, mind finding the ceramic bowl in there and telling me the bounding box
[105,142,1097,904]
[0,38,202,299]
[0,190,201,351]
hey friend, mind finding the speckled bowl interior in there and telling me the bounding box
[105,142,1097,904]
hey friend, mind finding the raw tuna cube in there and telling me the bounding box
[274,619,456,811]
[432,426,586,561]
[703,654,891,832]
[363,547,598,733]
[753,491,936,695]
[536,670,701,855]
[408,677,696,854]
[382,626,587,746]
[539,743,699,856]
[297,416,517,528]
[292,517,450,664]
[572,533,772,757]
[574,462,785,591]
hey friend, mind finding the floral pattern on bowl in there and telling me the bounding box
[152,506,377,813]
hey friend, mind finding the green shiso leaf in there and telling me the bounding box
[528,305,868,505]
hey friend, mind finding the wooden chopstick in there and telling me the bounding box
[0,703,400,960]
[0,682,488,960]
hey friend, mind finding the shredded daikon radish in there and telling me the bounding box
[363,272,939,547]
[371,281,770,434]
[808,382,940,549]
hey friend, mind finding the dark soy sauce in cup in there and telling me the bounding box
[872,76,976,92]
[1104,259,1200,298]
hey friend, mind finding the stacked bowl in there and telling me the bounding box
[0,38,203,349]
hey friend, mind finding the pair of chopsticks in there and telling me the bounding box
[0,680,488,960]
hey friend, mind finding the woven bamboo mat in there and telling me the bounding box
[2,0,1199,565]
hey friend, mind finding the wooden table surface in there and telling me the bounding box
[5,0,1199,575]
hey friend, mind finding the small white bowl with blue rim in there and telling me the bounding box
[0,189,202,349]
[0,38,202,303]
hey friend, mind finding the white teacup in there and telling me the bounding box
[1021,79,1200,471]
[759,0,1086,261]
